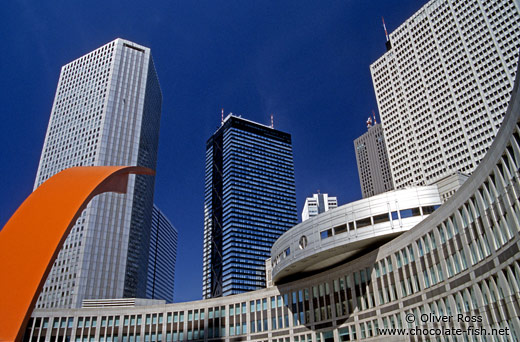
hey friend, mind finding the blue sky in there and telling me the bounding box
[0,0,423,302]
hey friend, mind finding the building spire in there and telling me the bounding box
[271,113,274,129]
[221,108,224,126]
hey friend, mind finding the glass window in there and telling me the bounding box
[422,206,436,215]
[334,224,348,235]
[373,213,390,224]
[408,246,415,262]
[400,209,413,218]
[356,217,371,228]
[320,229,333,239]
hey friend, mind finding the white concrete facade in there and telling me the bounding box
[370,0,520,189]
[274,187,441,283]
[301,193,338,222]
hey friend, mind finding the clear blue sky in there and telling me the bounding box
[0,0,423,302]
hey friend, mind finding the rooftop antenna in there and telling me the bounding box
[221,108,224,126]
[382,17,389,42]
[372,110,377,124]
[382,17,392,51]
[271,113,274,129]
[366,116,373,129]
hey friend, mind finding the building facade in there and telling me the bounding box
[202,115,298,299]
[25,75,520,339]
[354,123,394,198]
[274,187,441,284]
[370,0,520,189]
[147,205,178,303]
[33,38,162,308]
[433,172,470,203]
[301,193,338,222]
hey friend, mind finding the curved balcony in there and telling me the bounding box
[271,186,442,283]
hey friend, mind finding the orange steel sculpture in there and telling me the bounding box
[0,166,154,342]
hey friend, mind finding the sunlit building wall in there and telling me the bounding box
[301,193,338,222]
[370,0,520,189]
[33,38,162,308]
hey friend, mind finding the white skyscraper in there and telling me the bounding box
[34,38,162,308]
[370,0,520,189]
[301,193,338,222]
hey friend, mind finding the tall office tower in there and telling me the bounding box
[202,114,298,299]
[354,121,394,198]
[34,38,162,308]
[301,193,338,221]
[146,205,178,303]
[370,0,520,189]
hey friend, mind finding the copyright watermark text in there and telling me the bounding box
[379,314,510,337]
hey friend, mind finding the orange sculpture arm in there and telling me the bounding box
[0,166,154,342]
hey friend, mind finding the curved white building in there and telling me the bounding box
[24,61,520,341]
[272,187,441,283]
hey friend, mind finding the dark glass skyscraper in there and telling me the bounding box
[202,115,297,298]
[147,205,178,303]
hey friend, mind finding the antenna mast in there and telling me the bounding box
[221,108,224,126]
[382,17,392,51]
[382,17,389,42]
[271,113,274,129]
